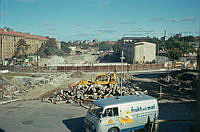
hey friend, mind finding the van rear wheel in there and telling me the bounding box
[108,127,119,132]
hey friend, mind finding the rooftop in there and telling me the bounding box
[0,28,49,41]
[194,36,200,40]
[121,37,151,41]
[93,94,156,108]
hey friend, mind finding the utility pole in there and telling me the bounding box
[120,40,125,96]
[163,30,170,77]
[157,41,159,64]
[37,44,39,72]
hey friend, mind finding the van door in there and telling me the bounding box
[101,107,119,130]
[119,105,139,130]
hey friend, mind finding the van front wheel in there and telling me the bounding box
[108,127,119,132]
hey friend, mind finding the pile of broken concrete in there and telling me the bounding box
[47,81,148,104]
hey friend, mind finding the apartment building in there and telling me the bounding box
[0,28,61,60]
[0,28,49,60]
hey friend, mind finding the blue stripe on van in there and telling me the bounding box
[121,125,145,132]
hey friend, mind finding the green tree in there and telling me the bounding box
[167,48,182,60]
[112,44,121,54]
[165,34,195,60]
[180,35,195,42]
[15,39,30,59]
[37,38,66,58]
[99,43,113,51]
[80,43,89,49]
[61,41,71,54]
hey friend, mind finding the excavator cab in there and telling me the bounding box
[77,72,118,88]
[95,72,118,87]
[95,73,111,85]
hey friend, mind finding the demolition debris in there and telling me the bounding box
[47,81,148,104]
[1,70,197,105]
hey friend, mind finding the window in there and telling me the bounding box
[102,107,119,118]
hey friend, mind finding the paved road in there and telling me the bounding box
[0,100,195,132]
[0,101,87,132]
[159,101,195,132]
[132,71,169,79]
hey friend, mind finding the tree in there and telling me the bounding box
[167,48,182,60]
[112,44,121,54]
[61,41,71,54]
[180,35,195,42]
[80,43,89,49]
[3,26,14,32]
[99,43,113,51]
[15,39,30,59]
[37,38,66,58]
[165,34,195,60]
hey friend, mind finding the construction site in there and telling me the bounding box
[0,0,200,131]
[0,52,198,132]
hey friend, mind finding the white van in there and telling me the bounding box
[84,94,159,132]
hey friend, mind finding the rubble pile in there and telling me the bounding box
[14,73,69,92]
[159,75,195,91]
[70,71,85,78]
[0,84,18,100]
[0,73,70,101]
[158,75,192,89]
[48,81,148,104]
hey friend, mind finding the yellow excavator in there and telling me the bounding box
[77,72,118,87]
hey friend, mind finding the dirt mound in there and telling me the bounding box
[70,71,85,78]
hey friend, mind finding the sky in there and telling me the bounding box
[1,0,200,41]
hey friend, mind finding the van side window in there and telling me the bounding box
[102,107,119,118]
[113,107,119,116]
[107,108,112,117]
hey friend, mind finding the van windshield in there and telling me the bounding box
[89,104,103,118]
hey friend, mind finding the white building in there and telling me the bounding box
[123,42,156,64]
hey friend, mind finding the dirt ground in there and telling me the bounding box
[0,71,95,103]
[131,72,196,102]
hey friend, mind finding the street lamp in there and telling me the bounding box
[120,40,125,96]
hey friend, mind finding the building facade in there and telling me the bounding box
[0,28,61,60]
[0,29,49,60]
[123,42,156,64]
